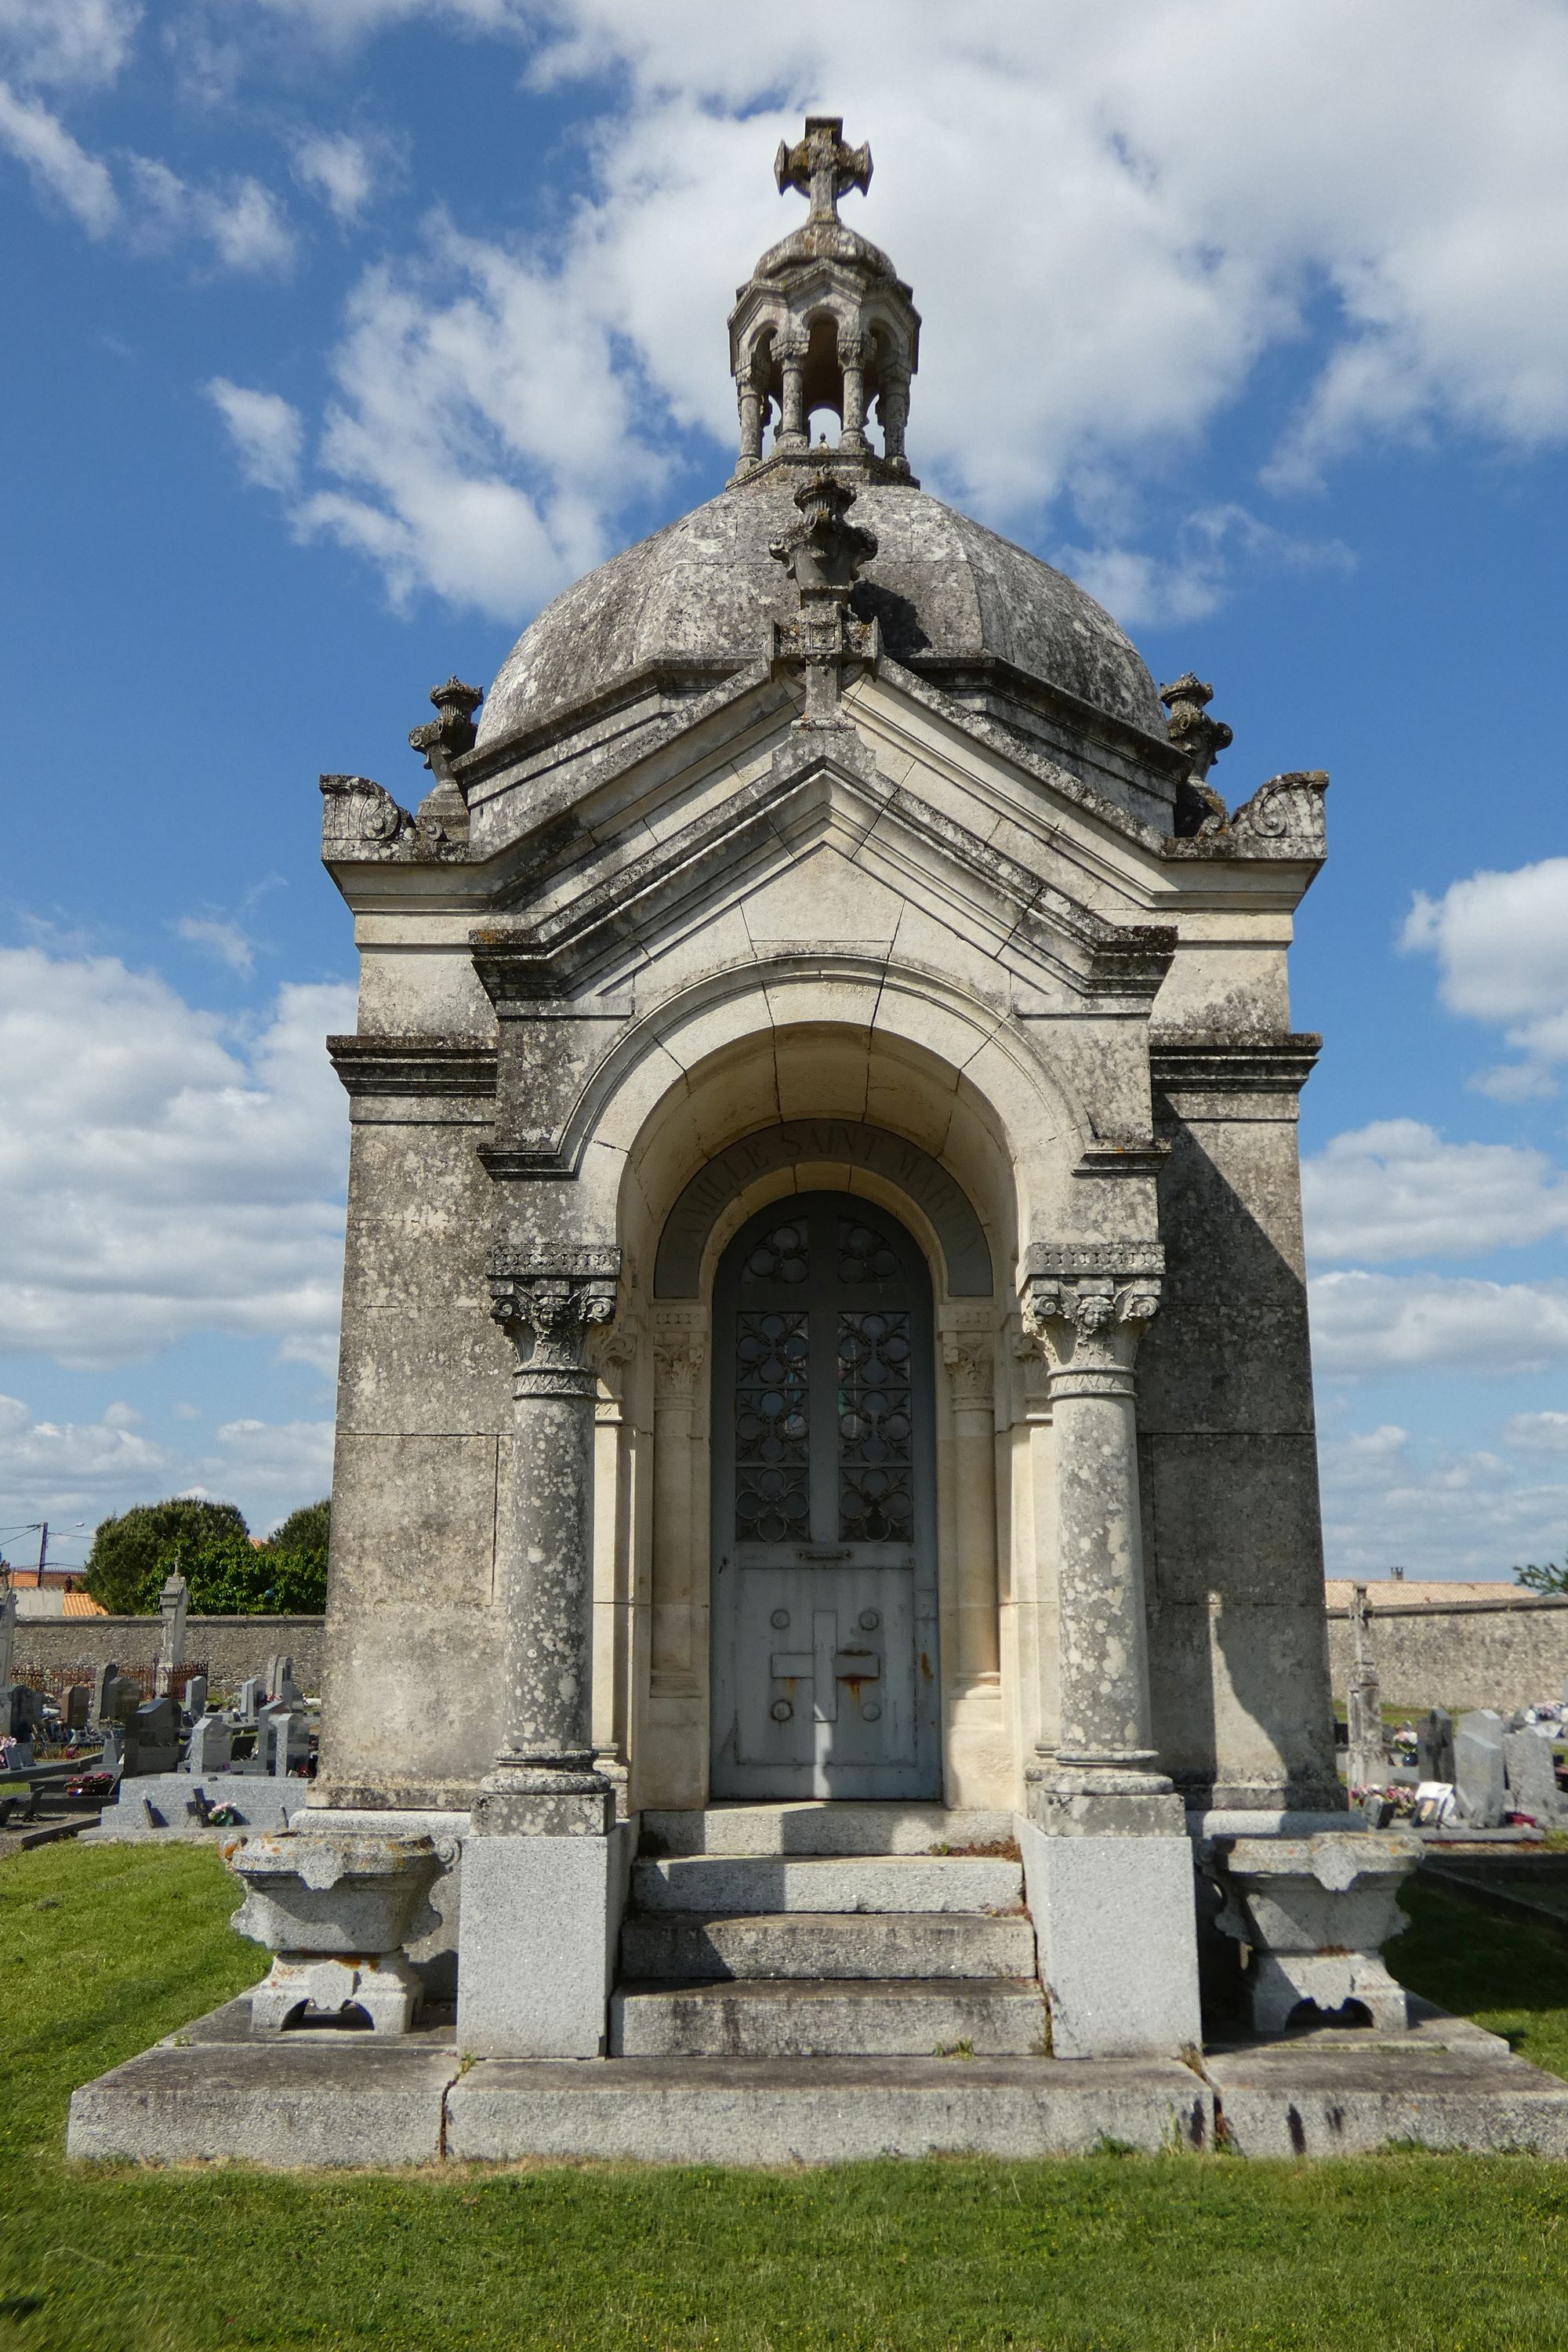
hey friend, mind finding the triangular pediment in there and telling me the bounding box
[470,720,1174,1012]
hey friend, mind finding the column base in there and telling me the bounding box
[474,1761,614,1838]
[1025,1761,1185,1838]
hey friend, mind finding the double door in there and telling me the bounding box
[710,1191,940,1799]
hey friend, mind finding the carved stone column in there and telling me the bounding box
[777,336,809,449]
[476,1245,622,1836]
[1022,1244,1178,1831]
[942,1328,1000,1686]
[878,366,910,469]
[839,333,869,452]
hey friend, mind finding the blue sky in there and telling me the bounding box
[2,0,1566,1577]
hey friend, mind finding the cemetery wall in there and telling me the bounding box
[13,1613,326,1694]
[1326,1594,1568,1711]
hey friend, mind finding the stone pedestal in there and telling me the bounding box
[456,1827,635,2058]
[1018,1817,1201,2059]
[227,1828,441,2036]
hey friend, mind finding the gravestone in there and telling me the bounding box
[154,1573,189,1700]
[264,1655,298,1705]
[185,1714,233,1777]
[236,1677,261,1724]
[1345,1584,1385,1789]
[1454,1709,1506,1828]
[1417,1707,1454,1784]
[124,1697,181,1777]
[1504,1727,1563,1825]
[182,1673,209,1722]
[91,1662,118,1726]
[62,1682,91,1733]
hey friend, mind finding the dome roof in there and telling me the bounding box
[476,472,1166,751]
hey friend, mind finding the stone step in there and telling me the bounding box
[619,1907,1037,1981]
[631,1853,1023,1915]
[641,1804,1016,1858]
[611,1976,1047,2058]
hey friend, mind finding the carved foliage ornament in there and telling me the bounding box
[1022,1272,1162,1374]
[488,1247,622,1373]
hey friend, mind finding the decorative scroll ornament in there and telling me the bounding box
[319,772,466,864]
[1229,771,1330,852]
[488,1247,622,1398]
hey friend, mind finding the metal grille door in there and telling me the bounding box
[710,1192,940,1798]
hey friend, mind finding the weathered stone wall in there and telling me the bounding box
[1326,1596,1568,1713]
[13,1614,326,1693]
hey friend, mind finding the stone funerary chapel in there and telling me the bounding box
[312,117,1340,2067]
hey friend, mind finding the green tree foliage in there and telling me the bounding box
[83,1497,249,1614]
[150,1533,328,1617]
[1515,1549,1568,1596]
[268,1498,330,1558]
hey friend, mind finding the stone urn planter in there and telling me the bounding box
[1205,1828,1421,2034]
[226,1828,442,2035]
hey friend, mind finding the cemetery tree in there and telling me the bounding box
[158,1531,328,1616]
[268,1499,330,1559]
[1515,1548,1568,1596]
[84,1497,249,1614]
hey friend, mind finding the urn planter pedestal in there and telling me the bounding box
[1207,1829,1421,2034]
[227,1828,442,2036]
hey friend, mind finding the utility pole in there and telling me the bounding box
[36,1521,47,1586]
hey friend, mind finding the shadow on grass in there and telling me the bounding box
[1392,1875,1568,2075]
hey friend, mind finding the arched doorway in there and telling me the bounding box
[710,1191,940,1799]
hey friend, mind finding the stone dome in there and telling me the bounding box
[476,471,1166,751]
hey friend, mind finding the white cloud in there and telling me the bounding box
[204,2,1568,618]
[174,914,256,975]
[287,217,666,615]
[1302,1120,1568,1266]
[0,1394,335,1543]
[1317,1415,1568,1581]
[127,157,294,273]
[0,0,141,91]
[1310,1270,1568,1381]
[1504,1413,1568,1457]
[0,80,117,232]
[1062,504,1355,630]
[0,946,354,1370]
[206,379,304,494]
[292,129,384,223]
[1402,858,1568,1097]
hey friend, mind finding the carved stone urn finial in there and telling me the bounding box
[1160,673,1233,838]
[774,114,873,223]
[768,472,880,720]
[408,676,483,777]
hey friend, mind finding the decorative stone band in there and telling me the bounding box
[487,1247,622,1401]
[328,1034,499,1101]
[1019,1244,1164,1388]
[1148,1031,1321,1097]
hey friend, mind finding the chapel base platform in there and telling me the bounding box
[65,1994,1568,2167]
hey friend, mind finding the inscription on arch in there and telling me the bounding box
[654,1120,993,1298]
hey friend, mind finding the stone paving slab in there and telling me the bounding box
[1207,2042,1568,2157]
[64,1994,1568,2169]
[446,2053,1210,2164]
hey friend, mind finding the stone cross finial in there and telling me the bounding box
[774,115,873,222]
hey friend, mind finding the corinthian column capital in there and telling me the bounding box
[488,1246,622,1399]
[1020,1244,1163,1385]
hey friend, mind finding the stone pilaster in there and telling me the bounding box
[1021,1243,1181,1833]
[475,1245,622,1836]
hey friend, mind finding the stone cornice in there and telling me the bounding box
[1023,1242,1165,1280]
[328,1034,498,1098]
[1149,1031,1322,1094]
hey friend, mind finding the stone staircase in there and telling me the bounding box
[611,1804,1048,2060]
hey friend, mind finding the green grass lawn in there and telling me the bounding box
[4,1843,1568,2350]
